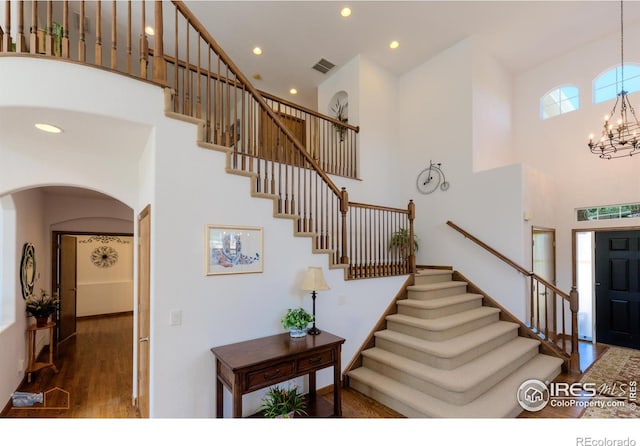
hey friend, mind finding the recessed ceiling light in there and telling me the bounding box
[340,7,352,17]
[389,40,400,49]
[145,26,154,36]
[35,123,63,134]
[253,47,263,55]
[289,88,298,95]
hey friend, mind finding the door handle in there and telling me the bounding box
[595,282,601,286]
[139,337,149,343]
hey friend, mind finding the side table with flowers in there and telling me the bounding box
[25,289,59,327]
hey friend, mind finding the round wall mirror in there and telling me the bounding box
[20,243,36,299]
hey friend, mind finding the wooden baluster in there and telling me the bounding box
[110,1,117,68]
[45,1,53,56]
[172,7,178,110]
[126,1,131,73]
[29,2,37,54]
[183,24,190,115]
[544,284,549,341]
[552,289,558,344]
[139,0,148,78]
[78,1,85,61]
[530,278,535,330]
[206,47,212,142]
[569,286,580,373]
[94,0,101,63]
[152,0,166,84]
[195,32,201,119]
[2,2,11,53]
[61,1,69,58]
[340,188,349,264]
[15,1,26,53]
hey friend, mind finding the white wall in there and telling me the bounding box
[513,21,640,293]
[0,57,409,419]
[396,38,528,319]
[0,189,48,406]
[75,235,134,317]
[318,55,403,207]
[472,40,514,172]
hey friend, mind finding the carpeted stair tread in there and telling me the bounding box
[348,353,564,418]
[386,306,500,332]
[398,293,483,309]
[407,281,468,292]
[361,336,540,393]
[374,320,519,359]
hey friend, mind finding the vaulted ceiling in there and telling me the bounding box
[184,1,640,107]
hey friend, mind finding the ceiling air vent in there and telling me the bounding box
[312,58,336,74]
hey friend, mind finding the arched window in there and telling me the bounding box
[540,85,579,120]
[593,64,640,104]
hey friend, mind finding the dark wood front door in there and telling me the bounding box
[595,230,640,349]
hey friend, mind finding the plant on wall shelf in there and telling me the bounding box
[389,228,419,260]
[331,99,348,142]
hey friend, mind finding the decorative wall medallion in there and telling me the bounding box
[91,245,119,268]
[20,243,36,299]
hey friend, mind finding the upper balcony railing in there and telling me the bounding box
[0,0,413,280]
[0,0,359,180]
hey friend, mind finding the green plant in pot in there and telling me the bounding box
[281,307,314,338]
[259,383,307,418]
[25,289,59,327]
[389,228,419,260]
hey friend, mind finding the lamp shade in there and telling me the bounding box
[300,267,330,291]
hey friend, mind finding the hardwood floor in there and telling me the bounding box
[2,313,139,418]
[0,314,613,419]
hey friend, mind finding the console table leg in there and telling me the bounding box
[215,379,223,418]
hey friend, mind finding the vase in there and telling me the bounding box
[289,327,307,338]
[35,315,49,327]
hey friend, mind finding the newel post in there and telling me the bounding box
[408,200,416,274]
[152,0,166,85]
[340,187,349,265]
[568,286,581,374]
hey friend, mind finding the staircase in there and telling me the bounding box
[347,269,564,417]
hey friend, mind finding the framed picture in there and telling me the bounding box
[206,225,263,275]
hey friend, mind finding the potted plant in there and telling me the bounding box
[389,228,419,260]
[281,307,314,338]
[259,383,307,418]
[331,99,348,142]
[25,289,59,327]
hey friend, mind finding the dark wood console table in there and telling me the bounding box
[211,331,345,418]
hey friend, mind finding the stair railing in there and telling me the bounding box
[447,221,580,373]
[0,0,414,279]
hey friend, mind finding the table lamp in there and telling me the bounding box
[300,266,329,335]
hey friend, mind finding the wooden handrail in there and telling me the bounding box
[447,220,580,373]
[446,221,532,277]
[171,1,341,197]
[0,0,412,281]
[154,49,360,132]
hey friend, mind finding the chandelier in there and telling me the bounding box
[588,0,640,159]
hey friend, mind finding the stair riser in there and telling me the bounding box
[398,299,481,319]
[375,327,518,370]
[414,273,453,285]
[362,345,539,405]
[386,312,499,342]
[408,285,468,300]
[349,378,426,417]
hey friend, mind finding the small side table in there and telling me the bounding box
[26,321,58,383]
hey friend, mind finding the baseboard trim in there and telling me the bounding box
[76,311,133,321]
